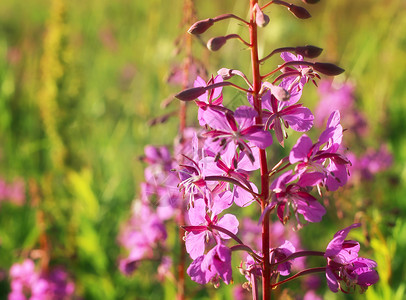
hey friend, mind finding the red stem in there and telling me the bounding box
[249,1,271,299]
[270,267,326,288]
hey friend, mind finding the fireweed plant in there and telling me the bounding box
[173,0,379,298]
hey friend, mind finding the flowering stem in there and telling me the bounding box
[272,70,302,85]
[249,1,271,299]
[260,1,275,11]
[230,244,263,262]
[210,224,245,245]
[213,13,250,26]
[252,272,259,300]
[206,81,253,94]
[224,34,252,47]
[261,61,315,80]
[270,250,325,268]
[259,46,296,64]
[204,175,261,199]
[270,267,326,288]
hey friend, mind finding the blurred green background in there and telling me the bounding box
[0,0,405,299]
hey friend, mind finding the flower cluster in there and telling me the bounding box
[8,259,75,300]
[172,1,379,298]
[325,224,379,293]
[117,1,380,299]
[117,144,181,276]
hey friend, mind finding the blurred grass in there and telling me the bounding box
[0,0,405,299]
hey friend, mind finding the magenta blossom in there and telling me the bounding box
[8,259,74,300]
[324,223,379,293]
[272,240,296,276]
[280,52,321,88]
[203,143,259,207]
[187,242,233,286]
[118,201,167,275]
[271,170,326,228]
[194,75,224,126]
[183,192,238,259]
[257,81,314,146]
[203,106,273,161]
[289,111,351,191]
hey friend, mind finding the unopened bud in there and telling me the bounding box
[188,18,215,35]
[302,0,320,4]
[313,62,345,76]
[207,36,227,51]
[257,13,270,28]
[263,82,290,102]
[288,4,311,19]
[217,68,234,80]
[175,86,206,101]
[253,3,270,27]
[295,45,323,58]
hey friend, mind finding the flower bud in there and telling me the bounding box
[253,4,270,27]
[188,18,215,35]
[207,36,227,51]
[263,82,290,102]
[295,45,323,58]
[175,86,206,101]
[217,68,234,80]
[313,62,345,76]
[257,13,270,28]
[288,4,311,19]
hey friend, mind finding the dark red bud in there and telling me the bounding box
[302,0,320,4]
[188,18,215,35]
[207,36,227,51]
[295,45,323,58]
[175,86,206,101]
[313,62,345,76]
[288,4,311,19]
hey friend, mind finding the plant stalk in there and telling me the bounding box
[249,1,271,299]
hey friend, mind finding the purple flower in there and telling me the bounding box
[187,243,233,286]
[272,240,296,276]
[43,268,75,300]
[194,75,224,126]
[203,106,273,159]
[118,202,167,275]
[259,84,314,146]
[8,260,74,300]
[184,193,238,259]
[289,111,351,191]
[271,170,326,228]
[324,224,379,293]
[347,145,392,182]
[203,143,259,207]
[303,290,323,300]
[280,52,321,88]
